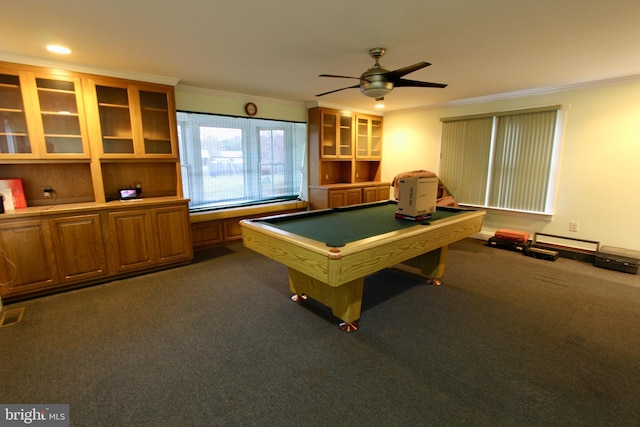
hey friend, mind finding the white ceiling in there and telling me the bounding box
[2,0,640,112]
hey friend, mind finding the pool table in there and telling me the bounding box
[240,200,485,331]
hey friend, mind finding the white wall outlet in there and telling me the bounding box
[569,221,579,232]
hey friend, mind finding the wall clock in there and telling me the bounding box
[244,102,257,116]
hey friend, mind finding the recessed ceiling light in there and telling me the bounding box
[46,45,72,55]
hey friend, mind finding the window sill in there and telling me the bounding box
[460,204,553,221]
[189,200,308,223]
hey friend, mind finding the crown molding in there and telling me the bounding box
[306,100,382,116]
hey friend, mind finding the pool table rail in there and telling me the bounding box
[240,209,485,287]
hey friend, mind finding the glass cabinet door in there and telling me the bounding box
[370,117,382,157]
[339,114,352,157]
[0,73,31,154]
[35,76,86,155]
[320,110,352,158]
[139,90,172,154]
[355,115,382,159]
[356,117,369,157]
[93,83,176,157]
[95,85,135,154]
[321,111,337,157]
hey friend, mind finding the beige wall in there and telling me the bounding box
[176,79,640,251]
[383,78,640,250]
[175,86,307,122]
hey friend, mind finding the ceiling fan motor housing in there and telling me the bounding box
[360,67,394,98]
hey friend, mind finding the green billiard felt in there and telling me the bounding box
[261,202,462,247]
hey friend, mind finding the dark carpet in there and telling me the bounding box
[1,238,639,426]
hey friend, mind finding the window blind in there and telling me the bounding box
[441,106,560,213]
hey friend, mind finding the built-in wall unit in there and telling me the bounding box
[0,61,192,301]
[307,106,390,209]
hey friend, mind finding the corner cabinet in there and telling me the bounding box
[0,61,192,302]
[308,107,389,209]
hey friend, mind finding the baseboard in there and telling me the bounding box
[472,231,492,241]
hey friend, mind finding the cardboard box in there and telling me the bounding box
[396,176,438,218]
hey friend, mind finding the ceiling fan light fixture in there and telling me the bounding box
[46,44,72,55]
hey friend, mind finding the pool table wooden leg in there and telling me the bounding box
[396,245,448,285]
[288,268,364,332]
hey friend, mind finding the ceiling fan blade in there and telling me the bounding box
[394,78,448,89]
[386,62,431,81]
[315,84,360,97]
[319,74,361,80]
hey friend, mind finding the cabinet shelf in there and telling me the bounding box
[37,87,75,95]
[0,107,23,113]
[41,111,80,117]
[102,135,133,140]
[98,103,129,109]
[43,133,82,139]
[143,107,169,113]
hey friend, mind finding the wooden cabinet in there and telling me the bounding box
[0,61,183,206]
[308,107,386,209]
[108,209,156,273]
[363,184,390,203]
[85,78,178,158]
[309,183,389,209]
[0,61,191,301]
[0,64,90,159]
[317,108,353,159]
[329,187,362,208]
[0,214,110,299]
[0,219,58,296]
[50,214,108,284]
[108,203,192,273]
[84,76,181,203]
[0,199,192,301]
[151,205,193,265]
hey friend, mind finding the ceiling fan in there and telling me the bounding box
[316,47,448,99]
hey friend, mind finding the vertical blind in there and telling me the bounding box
[440,106,560,213]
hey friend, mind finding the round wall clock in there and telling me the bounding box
[244,102,257,116]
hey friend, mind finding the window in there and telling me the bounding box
[440,106,563,214]
[177,111,306,211]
